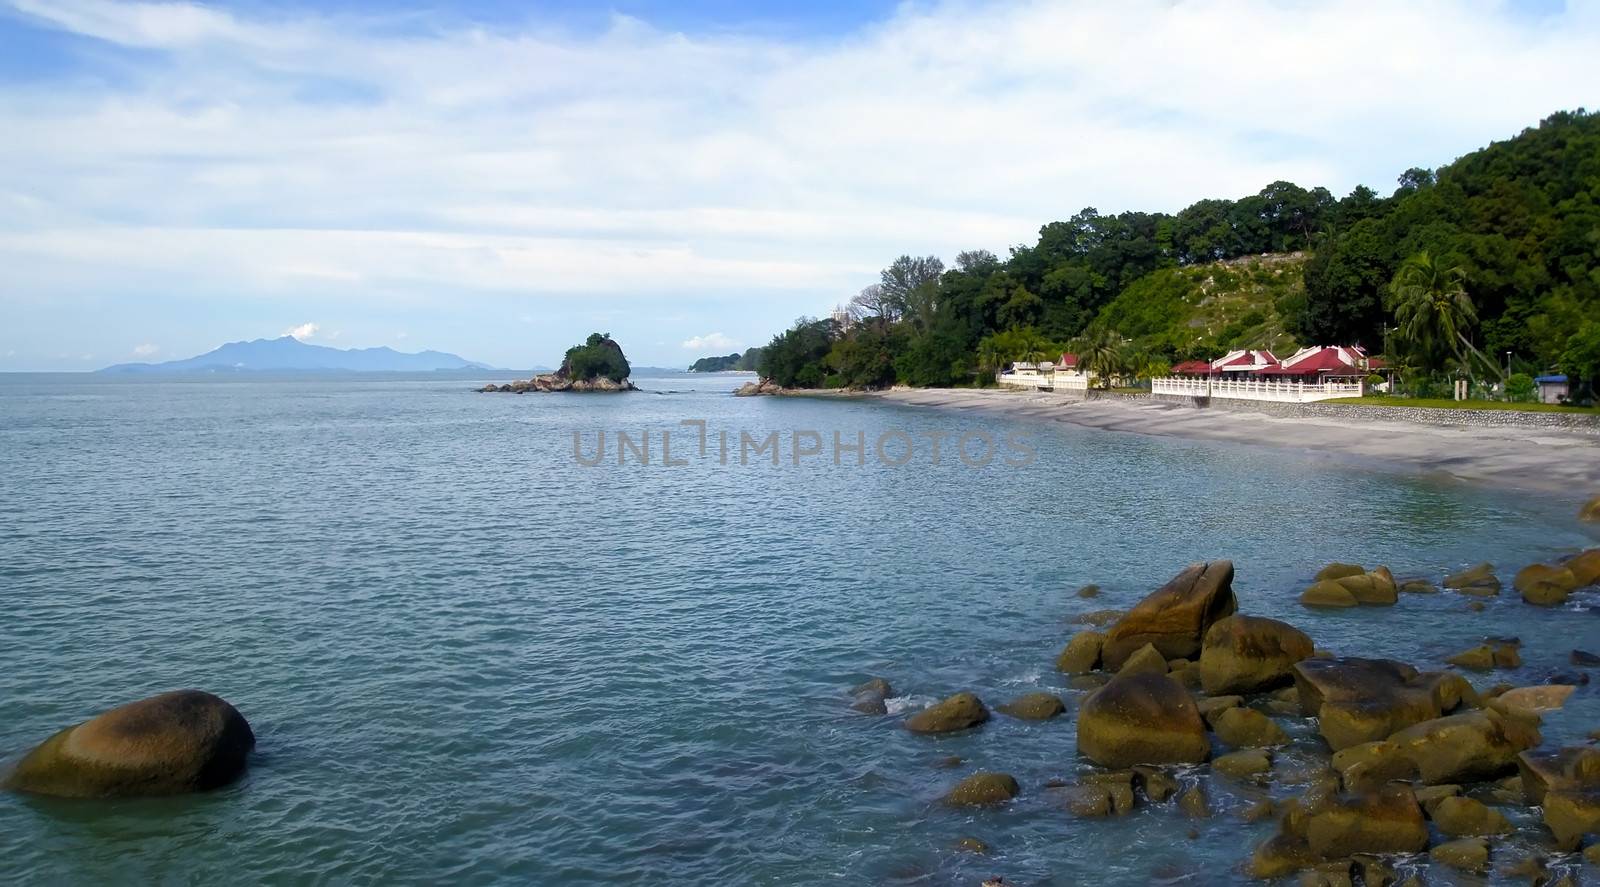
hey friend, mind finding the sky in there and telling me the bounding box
[0,0,1596,371]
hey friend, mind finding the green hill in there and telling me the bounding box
[1097,252,1306,359]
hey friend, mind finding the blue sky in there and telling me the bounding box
[1,0,1596,371]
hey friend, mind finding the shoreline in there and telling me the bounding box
[852,387,1600,502]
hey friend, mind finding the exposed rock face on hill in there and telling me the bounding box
[734,379,783,396]
[482,334,636,393]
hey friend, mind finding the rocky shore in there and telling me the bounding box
[481,374,636,393]
[852,532,1600,883]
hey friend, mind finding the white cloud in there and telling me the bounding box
[681,332,739,352]
[1,0,1596,363]
[283,321,319,340]
[132,342,159,356]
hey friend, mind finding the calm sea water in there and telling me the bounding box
[2,372,1598,885]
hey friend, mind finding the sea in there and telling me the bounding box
[1,370,1597,884]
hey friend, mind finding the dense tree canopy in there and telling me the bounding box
[758,110,1599,399]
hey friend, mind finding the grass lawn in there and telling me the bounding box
[1326,396,1598,413]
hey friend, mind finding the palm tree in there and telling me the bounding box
[977,340,1004,381]
[1391,252,1503,382]
[1074,328,1126,389]
[1019,330,1050,366]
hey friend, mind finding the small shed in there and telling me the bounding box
[1535,374,1569,404]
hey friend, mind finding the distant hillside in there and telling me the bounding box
[688,349,762,372]
[1096,252,1306,358]
[101,336,491,374]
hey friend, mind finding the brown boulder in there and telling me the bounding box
[1543,789,1600,850]
[1431,795,1512,836]
[1055,630,1104,674]
[1430,837,1489,872]
[849,677,893,714]
[1517,746,1600,805]
[1565,548,1600,587]
[1076,672,1210,768]
[1580,494,1600,522]
[1117,642,1169,677]
[3,690,254,798]
[904,692,989,735]
[1101,561,1236,670]
[1315,563,1367,581]
[1292,658,1445,750]
[1214,748,1272,778]
[1300,580,1358,608]
[1444,562,1502,596]
[1198,615,1314,695]
[1515,563,1580,606]
[1296,784,1429,860]
[944,771,1020,807]
[1495,685,1574,717]
[1330,740,1413,790]
[995,692,1066,721]
[1211,706,1289,748]
[1387,709,1541,785]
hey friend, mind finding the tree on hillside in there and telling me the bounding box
[1295,219,1390,347]
[1390,252,1502,381]
[1561,320,1600,399]
[880,255,945,331]
[848,283,898,329]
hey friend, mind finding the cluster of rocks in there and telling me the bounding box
[733,379,784,396]
[1297,549,1600,610]
[480,374,636,393]
[852,544,1600,882]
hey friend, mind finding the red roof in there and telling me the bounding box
[1057,352,1078,369]
[1170,359,1213,375]
[1214,349,1278,371]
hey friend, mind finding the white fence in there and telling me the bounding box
[997,371,1089,392]
[1151,377,1362,403]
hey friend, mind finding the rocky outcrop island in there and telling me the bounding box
[482,333,637,393]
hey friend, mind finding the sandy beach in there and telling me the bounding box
[868,388,1600,503]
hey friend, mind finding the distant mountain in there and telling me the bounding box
[100,336,493,374]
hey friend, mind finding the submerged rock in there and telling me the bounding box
[1076,672,1210,769]
[3,690,255,798]
[1198,615,1314,695]
[1330,740,1413,790]
[1430,837,1489,872]
[1580,494,1600,523]
[1444,562,1502,596]
[1101,561,1236,669]
[904,692,989,735]
[943,772,1020,807]
[1210,707,1289,748]
[850,677,893,714]
[995,692,1066,721]
[1300,580,1358,608]
[1252,784,1427,877]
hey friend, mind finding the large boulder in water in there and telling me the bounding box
[1055,630,1104,674]
[904,692,989,735]
[943,771,1019,807]
[1101,561,1236,670]
[1198,615,1314,695]
[1514,563,1580,606]
[995,692,1066,721]
[1292,658,1467,750]
[3,690,254,798]
[1444,562,1502,596]
[1519,746,1600,805]
[1076,671,1210,768]
[1566,549,1600,587]
[1387,708,1541,785]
